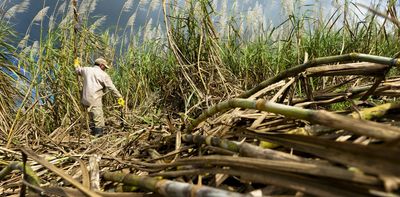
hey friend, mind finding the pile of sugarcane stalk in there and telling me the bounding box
[1,53,400,196]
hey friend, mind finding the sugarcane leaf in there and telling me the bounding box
[247,133,400,176]
[70,157,90,189]
[173,155,379,185]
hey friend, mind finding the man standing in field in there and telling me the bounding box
[74,58,124,136]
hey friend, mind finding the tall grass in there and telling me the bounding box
[1,0,400,145]
[0,21,29,146]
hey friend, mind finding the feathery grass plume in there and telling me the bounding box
[149,0,160,13]
[219,0,228,35]
[110,33,117,46]
[154,24,163,39]
[4,0,30,19]
[130,30,139,46]
[57,1,67,15]
[127,12,137,27]
[48,15,55,31]
[124,0,145,35]
[245,2,264,39]
[122,0,135,13]
[139,0,150,11]
[261,4,268,29]
[171,0,180,17]
[192,1,200,13]
[32,6,50,24]
[112,0,137,62]
[31,40,39,56]
[144,18,153,40]
[17,34,29,49]
[59,15,70,27]
[78,0,97,16]
[281,0,293,16]
[122,33,129,46]
[89,16,107,32]
[245,7,254,32]
[150,24,160,40]
[232,0,239,15]
[221,0,228,12]
[59,5,74,27]
[21,45,31,54]
[239,13,245,32]
[78,0,89,14]
[88,0,98,14]
[59,2,74,27]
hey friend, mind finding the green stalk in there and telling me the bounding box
[102,171,247,197]
[182,134,305,162]
[350,102,400,119]
[0,161,40,186]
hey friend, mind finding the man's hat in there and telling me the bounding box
[94,58,110,69]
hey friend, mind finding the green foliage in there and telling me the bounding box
[329,101,352,111]
[2,0,400,143]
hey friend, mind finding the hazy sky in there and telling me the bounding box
[1,0,391,42]
[4,0,146,37]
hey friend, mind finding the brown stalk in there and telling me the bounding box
[305,62,388,76]
[171,155,379,185]
[182,134,306,162]
[151,167,369,197]
[186,98,400,140]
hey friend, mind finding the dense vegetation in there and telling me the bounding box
[1,0,400,196]
[0,0,399,143]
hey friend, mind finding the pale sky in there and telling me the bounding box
[2,0,394,42]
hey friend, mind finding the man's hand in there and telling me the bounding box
[74,58,80,68]
[118,97,125,107]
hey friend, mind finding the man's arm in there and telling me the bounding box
[103,74,122,98]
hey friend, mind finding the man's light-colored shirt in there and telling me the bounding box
[76,66,122,106]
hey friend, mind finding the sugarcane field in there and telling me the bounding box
[1,0,400,196]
